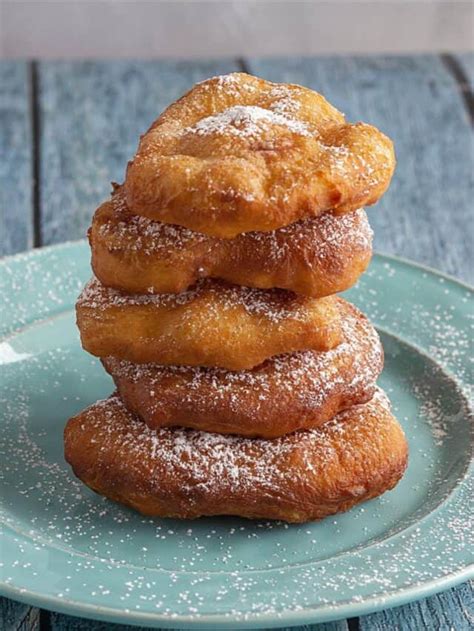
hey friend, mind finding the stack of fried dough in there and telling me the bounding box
[65,73,408,523]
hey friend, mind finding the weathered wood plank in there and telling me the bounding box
[359,581,474,630]
[454,52,474,91]
[38,60,240,245]
[260,624,348,631]
[0,596,39,631]
[0,61,33,256]
[48,610,160,630]
[246,55,474,283]
[47,608,348,630]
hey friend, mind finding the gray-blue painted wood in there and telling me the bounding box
[48,611,175,630]
[359,581,474,630]
[247,55,474,284]
[38,60,240,245]
[454,52,474,91]
[47,611,348,630]
[0,61,33,256]
[259,624,348,631]
[0,595,39,631]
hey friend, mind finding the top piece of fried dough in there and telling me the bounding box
[124,73,395,238]
[90,186,372,297]
[76,278,342,369]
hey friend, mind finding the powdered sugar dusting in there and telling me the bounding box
[98,192,372,270]
[246,208,372,268]
[197,73,255,94]
[99,191,205,254]
[100,215,202,254]
[186,105,311,139]
[77,276,331,324]
[268,84,303,116]
[105,302,382,425]
[78,388,391,499]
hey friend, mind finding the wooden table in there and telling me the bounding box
[0,55,473,631]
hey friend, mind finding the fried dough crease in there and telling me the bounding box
[125,73,395,238]
[76,278,342,369]
[103,301,382,438]
[90,187,372,297]
[64,389,407,523]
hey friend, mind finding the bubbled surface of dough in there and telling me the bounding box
[64,389,408,523]
[76,277,342,369]
[102,301,383,438]
[124,73,395,237]
[90,186,372,297]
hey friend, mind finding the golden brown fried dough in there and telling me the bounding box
[76,278,342,369]
[64,389,408,523]
[90,187,372,297]
[103,301,382,438]
[125,73,395,237]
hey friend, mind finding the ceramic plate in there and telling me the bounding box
[0,242,472,629]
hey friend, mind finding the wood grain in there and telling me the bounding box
[247,55,474,283]
[454,52,474,91]
[0,61,33,256]
[359,581,474,630]
[0,596,39,631]
[48,610,180,630]
[47,611,348,630]
[38,60,240,245]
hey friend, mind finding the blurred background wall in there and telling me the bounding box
[1,0,473,60]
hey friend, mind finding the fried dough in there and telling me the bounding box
[64,389,407,523]
[103,301,382,438]
[90,187,372,297]
[76,278,342,369]
[124,73,395,237]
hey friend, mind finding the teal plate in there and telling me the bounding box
[0,242,473,629]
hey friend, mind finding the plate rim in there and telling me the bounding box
[0,241,473,628]
[1,565,472,630]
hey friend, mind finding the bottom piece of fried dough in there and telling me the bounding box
[64,389,408,523]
